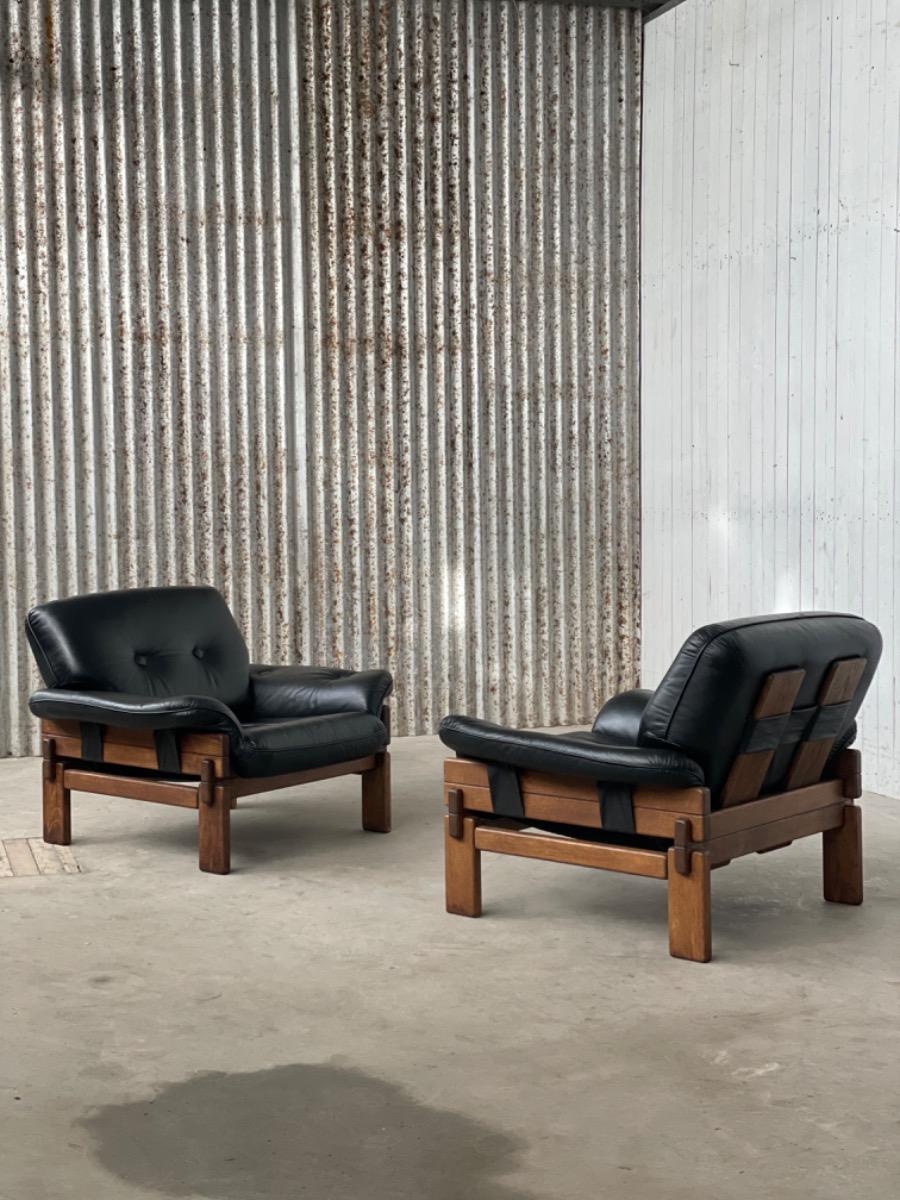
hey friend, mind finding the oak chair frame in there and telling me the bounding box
[41,710,391,875]
[443,661,868,961]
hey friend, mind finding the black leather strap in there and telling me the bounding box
[743,703,851,755]
[153,728,181,773]
[806,702,852,741]
[486,763,635,832]
[599,784,635,834]
[486,763,525,818]
[743,712,793,753]
[80,722,104,762]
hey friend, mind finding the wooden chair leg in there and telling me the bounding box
[445,814,482,917]
[667,848,711,962]
[198,763,230,875]
[361,751,391,833]
[42,756,71,846]
[823,803,863,905]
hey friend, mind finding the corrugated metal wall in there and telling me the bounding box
[642,0,900,795]
[0,0,641,755]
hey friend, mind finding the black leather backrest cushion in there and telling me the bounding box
[25,586,251,710]
[638,613,882,800]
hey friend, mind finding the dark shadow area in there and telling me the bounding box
[141,807,362,869]
[122,782,439,871]
[80,1061,538,1200]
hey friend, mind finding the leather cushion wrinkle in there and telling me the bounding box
[249,665,393,720]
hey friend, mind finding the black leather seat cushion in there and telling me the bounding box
[233,713,388,777]
[439,715,704,789]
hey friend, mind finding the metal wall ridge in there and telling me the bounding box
[0,0,641,755]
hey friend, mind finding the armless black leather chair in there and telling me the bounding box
[439,613,881,961]
[26,587,393,874]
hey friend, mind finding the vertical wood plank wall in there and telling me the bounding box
[0,1,642,754]
[642,0,900,795]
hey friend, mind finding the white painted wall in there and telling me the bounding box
[641,0,900,795]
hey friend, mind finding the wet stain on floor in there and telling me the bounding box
[80,1061,538,1199]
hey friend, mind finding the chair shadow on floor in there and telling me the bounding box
[133,804,400,872]
[79,1061,538,1200]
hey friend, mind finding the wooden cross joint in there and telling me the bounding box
[447,787,464,839]
[199,759,216,806]
[673,816,702,876]
[43,737,57,783]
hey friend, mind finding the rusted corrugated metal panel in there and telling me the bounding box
[0,0,640,755]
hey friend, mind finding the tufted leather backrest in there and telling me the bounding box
[25,586,251,711]
[638,613,882,804]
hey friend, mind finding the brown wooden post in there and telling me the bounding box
[361,751,391,833]
[667,848,711,962]
[444,814,482,917]
[42,737,71,846]
[198,759,230,874]
[823,803,863,905]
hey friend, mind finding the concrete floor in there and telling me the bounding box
[1,734,898,1200]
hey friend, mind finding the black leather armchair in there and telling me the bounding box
[439,613,882,961]
[26,586,393,873]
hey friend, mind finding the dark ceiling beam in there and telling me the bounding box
[514,1,691,19]
[584,2,672,9]
[642,0,692,20]
[520,1,680,11]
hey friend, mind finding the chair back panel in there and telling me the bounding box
[25,586,251,711]
[638,614,881,805]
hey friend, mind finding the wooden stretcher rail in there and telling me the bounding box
[706,803,847,866]
[707,778,843,837]
[473,825,668,879]
[63,767,201,809]
[227,757,377,798]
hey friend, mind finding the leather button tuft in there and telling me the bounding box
[193,647,205,659]
[135,653,148,667]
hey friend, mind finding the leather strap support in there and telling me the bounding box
[486,763,525,819]
[80,722,104,762]
[599,784,635,834]
[153,728,181,774]
[805,702,852,742]
[742,712,792,753]
[740,703,851,755]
